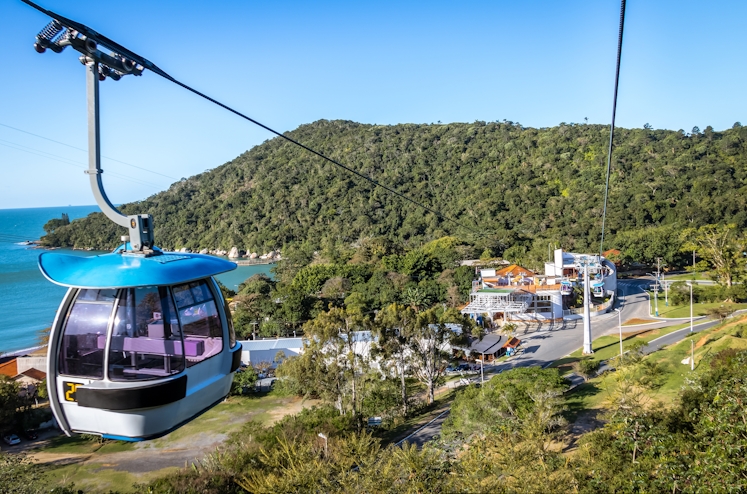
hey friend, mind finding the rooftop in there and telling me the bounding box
[15,368,46,381]
[0,358,18,377]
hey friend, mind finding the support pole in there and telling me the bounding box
[583,263,593,354]
[84,60,155,252]
[85,60,129,229]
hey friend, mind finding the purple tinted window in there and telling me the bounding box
[107,286,186,381]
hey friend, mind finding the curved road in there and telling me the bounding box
[399,278,715,447]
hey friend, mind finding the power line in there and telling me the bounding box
[0,122,180,181]
[0,140,169,190]
[21,0,484,238]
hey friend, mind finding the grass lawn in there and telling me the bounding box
[648,292,747,318]
[42,461,180,493]
[39,434,136,455]
[563,314,747,420]
[550,322,692,373]
[665,272,712,281]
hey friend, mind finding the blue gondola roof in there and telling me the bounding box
[38,249,237,288]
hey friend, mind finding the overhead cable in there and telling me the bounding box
[599,0,627,256]
[0,122,180,181]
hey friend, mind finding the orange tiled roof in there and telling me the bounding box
[0,359,18,377]
[494,264,535,278]
[603,249,621,257]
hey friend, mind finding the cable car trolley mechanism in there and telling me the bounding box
[25,1,242,441]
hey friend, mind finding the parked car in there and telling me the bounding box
[457,363,470,371]
[445,366,457,373]
[24,430,38,440]
[3,434,20,446]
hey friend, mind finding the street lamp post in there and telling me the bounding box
[653,283,659,317]
[614,308,623,359]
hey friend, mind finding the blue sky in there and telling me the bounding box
[1,0,745,209]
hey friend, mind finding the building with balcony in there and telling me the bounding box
[460,249,617,323]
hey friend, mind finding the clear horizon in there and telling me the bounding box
[2,0,746,209]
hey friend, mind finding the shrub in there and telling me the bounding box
[575,359,601,381]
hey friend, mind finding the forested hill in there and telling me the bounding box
[42,120,747,261]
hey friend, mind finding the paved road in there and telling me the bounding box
[398,278,697,447]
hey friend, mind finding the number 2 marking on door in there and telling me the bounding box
[64,382,80,402]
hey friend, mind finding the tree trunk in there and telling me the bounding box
[427,379,435,404]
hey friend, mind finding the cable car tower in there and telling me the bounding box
[574,255,603,354]
[26,1,242,441]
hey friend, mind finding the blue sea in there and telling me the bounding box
[0,206,273,355]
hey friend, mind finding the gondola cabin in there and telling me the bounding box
[39,248,242,441]
[560,280,573,296]
[592,281,605,298]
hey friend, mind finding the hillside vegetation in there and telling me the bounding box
[42,120,747,265]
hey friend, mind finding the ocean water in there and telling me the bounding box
[0,206,273,355]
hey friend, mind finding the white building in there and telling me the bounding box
[238,338,304,368]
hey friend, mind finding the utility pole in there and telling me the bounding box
[653,283,659,317]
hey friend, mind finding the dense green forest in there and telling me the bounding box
[42,120,747,268]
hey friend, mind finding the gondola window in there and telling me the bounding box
[58,288,117,379]
[108,286,186,381]
[173,280,223,366]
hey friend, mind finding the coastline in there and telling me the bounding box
[233,258,279,266]
[3,345,46,358]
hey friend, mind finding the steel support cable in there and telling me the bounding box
[599,0,627,256]
[20,0,484,238]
